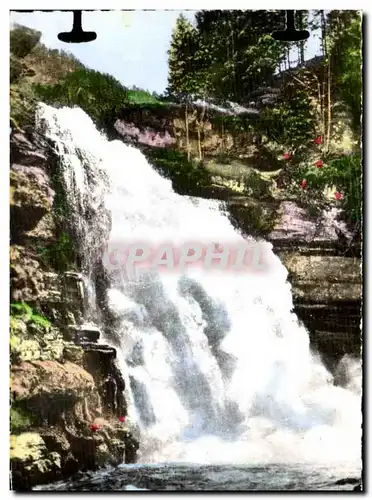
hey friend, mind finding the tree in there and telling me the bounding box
[167,14,201,96]
[168,14,208,159]
[10,24,41,58]
[327,10,362,139]
[193,10,289,102]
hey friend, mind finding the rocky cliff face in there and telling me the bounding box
[268,202,361,373]
[10,131,139,491]
[114,104,260,162]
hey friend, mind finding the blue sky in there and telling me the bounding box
[10,10,322,94]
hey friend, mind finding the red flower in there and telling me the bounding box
[315,159,324,168]
[283,152,291,160]
[314,136,322,145]
[119,416,126,423]
[300,179,308,189]
[89,424,100,432]
[334,191,343,200]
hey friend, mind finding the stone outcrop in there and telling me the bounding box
[114,103,259,162]
[10,130,139,491]
[268,202,362,371]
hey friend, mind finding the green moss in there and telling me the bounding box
[229,201,279,238]
[10,302,33,322]
[10,407,33,434]
[37,231,76,272]
[11,302,51,330]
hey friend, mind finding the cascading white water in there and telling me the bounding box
[36,104,361,472]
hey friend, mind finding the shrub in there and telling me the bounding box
[34,68,129,130]
[127,89,162,106]
[144,147,212,195]
[10,302,51,329]
[10,81,38,130]
[291,153,362,223]
[10,24,41,59]
[10,407,32,434]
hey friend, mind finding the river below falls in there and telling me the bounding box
[34,463,362,491]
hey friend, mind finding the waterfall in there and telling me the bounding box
[36,104,361,470]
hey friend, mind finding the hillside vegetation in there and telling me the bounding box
[10,14,362,227]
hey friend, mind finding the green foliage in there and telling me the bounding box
[10,407,33,434]
[167,14,205,97]
[11,302,33,321]
[11,302,51,329]
[10,81,38,131]
[230,201,279,237]
[242,170,272,198]
[34,68,128,129]
[10,54,25,83]
[26,43,86,84]
[291,153,362,223]
[30,313,51,329]
[258,86,317,152]
[211,114,255,135]
[168,11,289,102]
[328,11,362,137]
[10,25,86,130]
[145,147,212,195]
[127,89,162,106]
[10,24,41,59]
[37,231,76,272]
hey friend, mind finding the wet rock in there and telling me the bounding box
[10,131,48,167]
[10,125,138,490]
[71,325,101,344]
[10,170,52,242]
[11,360,95,407]
[12,338,41,362]
[11,164,54,205]
[63,343,84,364]
[10,433,62,491]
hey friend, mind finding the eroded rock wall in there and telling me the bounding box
[10,131,138,491]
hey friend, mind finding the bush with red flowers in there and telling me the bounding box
[88,423,100,432]
[289,153,361,224]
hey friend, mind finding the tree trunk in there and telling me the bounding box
[326,57,332,150]
[196,106,205,162]
[185,103,190,161]
[320,11,327,58]
[298,11,305,65]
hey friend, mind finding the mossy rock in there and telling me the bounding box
[12,338,41,362]
[10,406,34,434]
[10,432,62,490]
[63,343,84,364]
[229,199,280,238]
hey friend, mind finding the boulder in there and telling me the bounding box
[10,432,62,491]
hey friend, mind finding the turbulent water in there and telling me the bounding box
[35,104,362,490]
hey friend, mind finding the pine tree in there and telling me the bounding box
[194,10,288,102]
[167,14,200,97]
